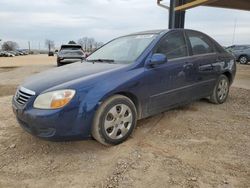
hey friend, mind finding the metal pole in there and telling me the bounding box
[175,0,186,28]
[169,0,176,29]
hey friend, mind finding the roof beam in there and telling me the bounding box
[175,0,218,11]
[205,0,250,11]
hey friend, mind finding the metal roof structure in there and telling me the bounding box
[157,0,250,29]
[175,0,250,11]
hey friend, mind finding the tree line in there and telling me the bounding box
[77,37,104,52]
[1,37,104,52]
[45,37,104,52]
[1,41,19,51]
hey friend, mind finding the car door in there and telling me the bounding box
[144,31,196,116]
[185,30,218,98]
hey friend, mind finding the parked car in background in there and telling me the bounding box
[12,29,236,145]
[9,51,19,56]
[0,50,29,57]
[0,51,7,57]
[48,51,54,56]
[8,52,15,57]
[226,45,250,64]
[18,50,29,55]
[57,44,85,66]
[2,51,15,57]
[16,50,24,55]
[0,51,4,57]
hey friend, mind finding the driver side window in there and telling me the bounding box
[156,31,188,60]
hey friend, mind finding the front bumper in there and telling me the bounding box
[17,117,56,138]
[12,98,93,141]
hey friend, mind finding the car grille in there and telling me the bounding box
[14,87,36,106]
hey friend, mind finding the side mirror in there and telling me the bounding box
[147,53,167,67]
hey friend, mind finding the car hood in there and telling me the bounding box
[22,62,125,94]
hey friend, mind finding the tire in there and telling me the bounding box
[209,75,230,104]
[239,55,248,64]
[57,60,63,67]
[92,95,137,146]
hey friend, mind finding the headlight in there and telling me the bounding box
[33,90,76,109]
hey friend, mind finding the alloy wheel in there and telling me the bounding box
[240,56,248,64]
[217,78,229,101]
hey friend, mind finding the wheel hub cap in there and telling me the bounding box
[104,104,133,140]
[240,57,247,64]
[217,79,228,101]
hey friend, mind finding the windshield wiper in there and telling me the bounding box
[87,59,115,63]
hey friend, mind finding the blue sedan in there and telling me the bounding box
[12,29,236,145]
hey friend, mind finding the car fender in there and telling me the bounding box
[78,66,146,120]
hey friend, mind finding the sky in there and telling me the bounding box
[0,0,250,49]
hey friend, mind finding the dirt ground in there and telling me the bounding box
[0,55,249,188]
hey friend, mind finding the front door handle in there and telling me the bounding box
[199,64,213,71]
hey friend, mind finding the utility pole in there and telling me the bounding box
[28,41,31,53]
[232,18,237,45]
[48,42,51,52]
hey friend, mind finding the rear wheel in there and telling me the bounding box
[92,95,137,146]
[57,60,63,67]
[209,75,229,104]
[239,55,248,64]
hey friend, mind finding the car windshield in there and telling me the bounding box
[86,34,157,64]
[61,46,82,51]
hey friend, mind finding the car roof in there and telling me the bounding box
[126,28,207,36]
[128,29,167,35]
[61,49,83,51]
[61,44,82,47]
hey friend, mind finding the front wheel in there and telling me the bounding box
[92,95,137,146]
[209,75,229,104]
[239,55,248,64]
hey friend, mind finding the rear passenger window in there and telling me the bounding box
[234,46,249,50]
[187,31,214,55]
[156,31,188,60]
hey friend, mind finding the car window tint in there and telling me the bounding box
[233,46,242,50]
[187,31,214,55]
[156,31,188,60]
[235,46,250,50]
[61,46,82,51]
